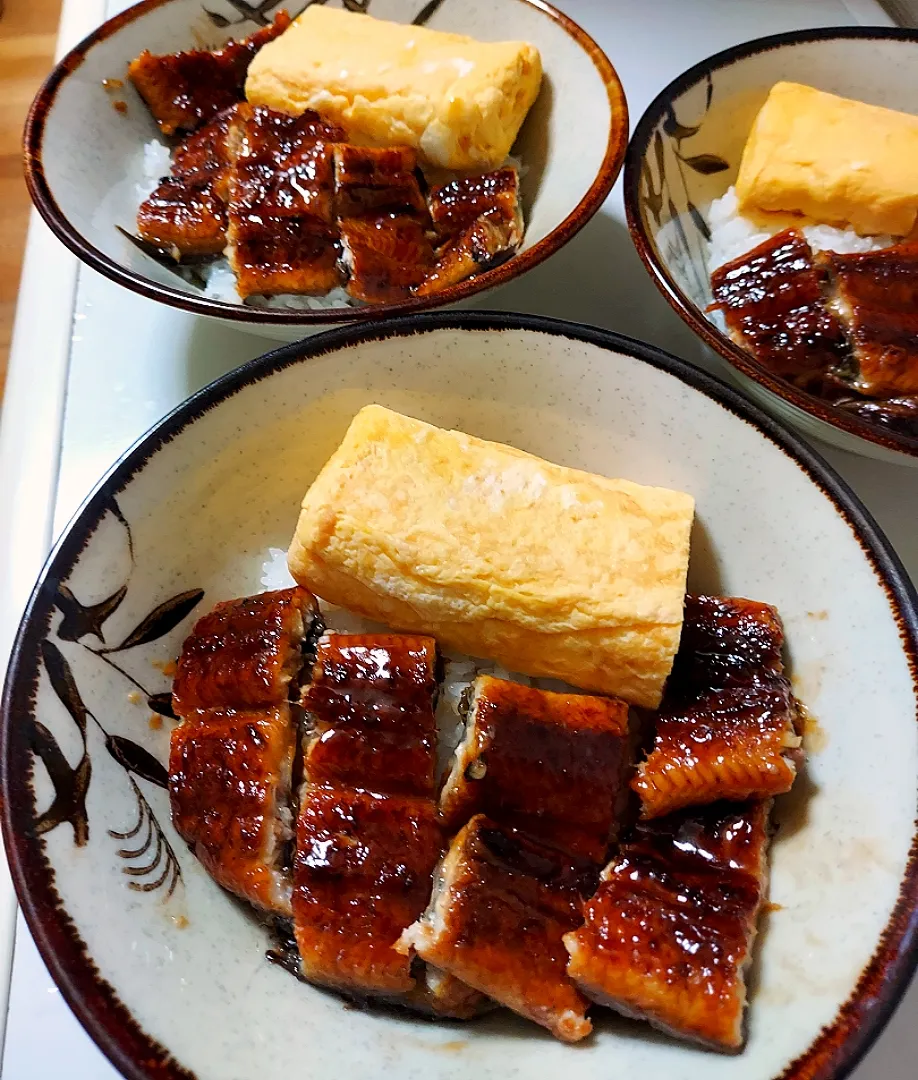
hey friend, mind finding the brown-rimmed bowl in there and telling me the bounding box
[23,0,627,342]
[623,27,918,467]
[3,311,918,1080]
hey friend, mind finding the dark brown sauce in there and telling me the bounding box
[634,595,800,818]
[709,230,918,441]
[709,229,847,390]
[441,677,631,863]
[127,13,290,135]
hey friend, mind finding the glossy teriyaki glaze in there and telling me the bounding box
[633,596,801,820]
[127,11,290,135]
[565,800,771,1051]
[709,229,848,391]
[440,675,633,862]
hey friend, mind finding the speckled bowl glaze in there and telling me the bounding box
[623,27,918,466]
[23,0,627,342]
[3,313,918,1080]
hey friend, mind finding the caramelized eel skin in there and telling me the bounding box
[818,242,918,396]
[168,587,315,914]
[169,706,295,914]
[294,784,444,994]
[428,167,521,237]
[565,800,771,1051]
[441,675,632,862]
[127,13,291,136]
[409,815,595,1042]
[302,633,439,796]
[633,595,800,819]
[226,107,345,298]
[172,587,315,713]
[709,229,848,390]
[137,106,240,256]
[295,634,451,999]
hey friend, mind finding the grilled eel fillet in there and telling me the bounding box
[565,799,772,1052]
[405,675,636,1040]
[632,595,801,819]
[137,105,242,257]
[128,13,290,135]
[708,229,848,392]
[400,814,596,1042]
[817,243,918,396]
[416,167,524,296]
[440,674,634,863]
[295,633,484,1016]
[133,99,523,300]
[170,587,318,915]
[226,107,346,298]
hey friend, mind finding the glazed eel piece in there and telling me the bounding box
[416,167,524,296]
[225,106,347,298]
[403,675,637,1042]
[817,242,918,397]
[170,587,319,916]
[296,633,483,1018]
[128,12,290,135]
[708,228,848,392]
[440,674,635,863]
[565,799,772,1052]
[632,595,802,820]
[334,143,435,303]
[137,105,242,257]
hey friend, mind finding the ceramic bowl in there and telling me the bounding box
[3,312,918,1080]
[23,0,627,342]
[623,27,918,466]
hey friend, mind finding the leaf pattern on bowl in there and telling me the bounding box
[202,0,443,29]
[638,72,729,309]
[32,498,204,900]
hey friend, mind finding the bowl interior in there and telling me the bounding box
[627,32,918,456]
[4,317,917,1080]
[29,0,617,319]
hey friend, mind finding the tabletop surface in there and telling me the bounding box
[2,0,917,1077]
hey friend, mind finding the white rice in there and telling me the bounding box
[706,185,894,271]
[136,139,173,203]
[258,546,566,772]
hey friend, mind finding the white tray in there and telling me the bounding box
[2,0,916,1075]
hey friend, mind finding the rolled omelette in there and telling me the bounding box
[287,406,695,708]
[245,6,542,172]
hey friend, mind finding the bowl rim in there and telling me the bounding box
[622,24,918,461]
[22,0,629,325]
[3,310,918,1080]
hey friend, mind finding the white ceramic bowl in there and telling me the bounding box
[623,27,918,466]
[3,313,918,1080]
[24,0,627,342]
